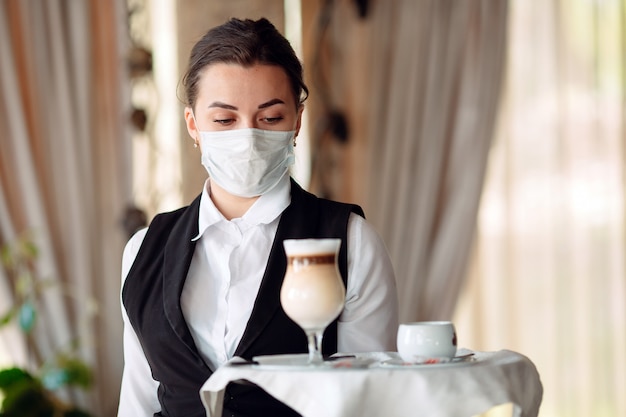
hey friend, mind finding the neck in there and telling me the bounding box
[209,180,259,220]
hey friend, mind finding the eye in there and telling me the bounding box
[213,118,234,126]
[261,116,284,124]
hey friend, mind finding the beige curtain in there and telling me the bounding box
[362,0,509,323]
[455,0,626,416]
[0,0,130,414]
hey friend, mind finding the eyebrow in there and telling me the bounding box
[258,98,285,109]
[206,98,286,111]
[207,101,238,110]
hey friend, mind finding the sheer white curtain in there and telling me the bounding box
[455,1,626,416]
[0,1,130,413]
[364,0,509,323]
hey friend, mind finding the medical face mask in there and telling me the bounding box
[198,128,295,197]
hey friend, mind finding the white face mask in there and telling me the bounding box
[198,128,295,197]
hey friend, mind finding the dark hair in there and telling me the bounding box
[181,18,309,110]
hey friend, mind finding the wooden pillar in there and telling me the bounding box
[301,0,372,208]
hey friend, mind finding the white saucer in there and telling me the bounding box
[252,353,311,366]
[249,353,376,370]
[379,352,476,369]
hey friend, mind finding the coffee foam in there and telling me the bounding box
[283,238,341,256]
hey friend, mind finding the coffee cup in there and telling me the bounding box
[397,321,457,362]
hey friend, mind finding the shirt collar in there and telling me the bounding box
[192,173,291,241]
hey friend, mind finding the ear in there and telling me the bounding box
[184,106,198,141]
[294,104,304,137]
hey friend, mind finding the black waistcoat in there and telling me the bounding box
[122,179,364,417]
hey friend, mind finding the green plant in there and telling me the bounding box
[0,233,93,417]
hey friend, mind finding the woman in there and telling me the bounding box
[118,17,398,417]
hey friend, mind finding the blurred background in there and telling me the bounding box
[0,0,624,416]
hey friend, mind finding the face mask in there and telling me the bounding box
[198,128,295,197]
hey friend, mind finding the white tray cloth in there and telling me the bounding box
[200,350,543,417]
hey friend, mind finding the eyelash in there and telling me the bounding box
[262,116,284,124]
[212,116,284,125]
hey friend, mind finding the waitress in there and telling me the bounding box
[118,17,398,417]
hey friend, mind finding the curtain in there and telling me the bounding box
[455,0,626,416]
[0,0,130,414]
[363,0,509,323]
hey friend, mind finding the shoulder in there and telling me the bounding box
[120,196,201,279]
[318,197,365,218]
[142,195,202,240]
[121,227,148,282]
[347,212,383,246]
[124,227,148,256]
[122,205,184,260]
[290,178,364,218]
[148,205,191,229]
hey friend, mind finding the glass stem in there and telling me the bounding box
[306,329,324,364]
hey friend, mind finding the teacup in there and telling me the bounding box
[397,321,457,362]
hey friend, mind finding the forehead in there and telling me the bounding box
[196,63,295,108]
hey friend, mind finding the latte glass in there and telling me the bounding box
[281,238,345,364]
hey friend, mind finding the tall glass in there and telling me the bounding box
[281,238,346,365]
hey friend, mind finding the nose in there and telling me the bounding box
[241,118,259,129]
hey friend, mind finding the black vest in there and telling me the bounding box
[122,179,364,417]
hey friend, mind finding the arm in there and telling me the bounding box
[338,213,399,352]
[117,229,161,416]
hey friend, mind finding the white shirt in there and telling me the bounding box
[117,175,399,416]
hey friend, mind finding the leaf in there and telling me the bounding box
[0,245,13,268]
[20,240,38,260]
[0,368,34,390]
[41,356,92,390]
[63,410,92,417]
[0,378,54,417]
[15,271,34,297]
[0,307,17,327]
[40,368,69,391]
[18,301,36,333]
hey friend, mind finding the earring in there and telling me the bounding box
[193,142,198,148]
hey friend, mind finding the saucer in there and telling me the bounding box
[248,353,376,370]
[380,352,475,368]
[252,353,311,366]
